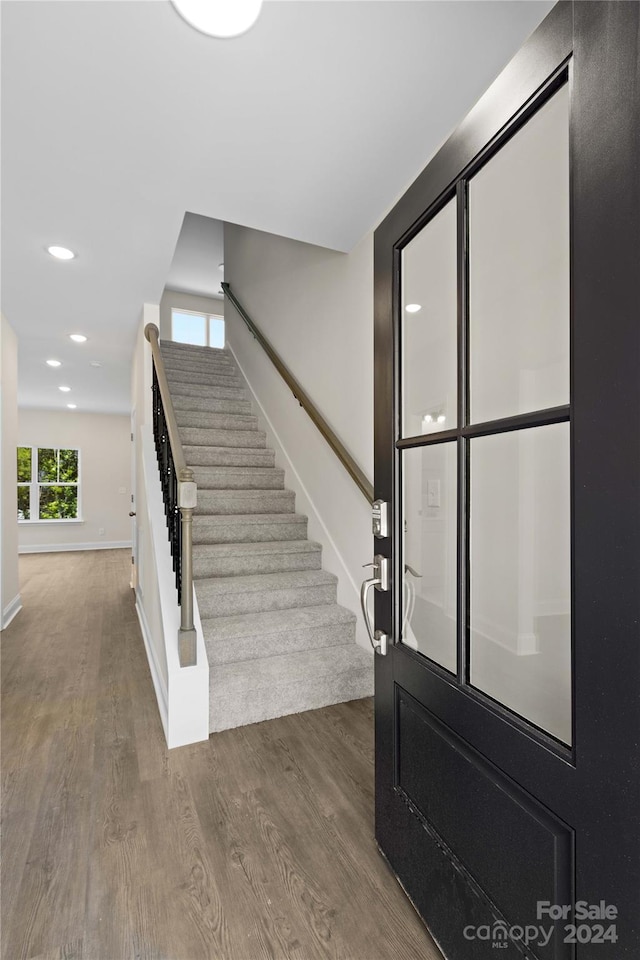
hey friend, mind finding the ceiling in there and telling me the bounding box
[1,0,554,414]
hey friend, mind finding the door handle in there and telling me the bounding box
[360,555,389,655]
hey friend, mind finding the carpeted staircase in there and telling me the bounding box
[160,340,374,733]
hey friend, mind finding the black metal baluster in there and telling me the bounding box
[151,358,183,607]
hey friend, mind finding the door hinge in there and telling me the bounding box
[131,432,134,442]
[131,494,134,503]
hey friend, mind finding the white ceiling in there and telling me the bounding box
[1,0,554,414]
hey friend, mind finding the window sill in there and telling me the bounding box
[19,518,84,525]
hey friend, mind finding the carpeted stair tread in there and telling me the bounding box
[167,381,249,400]
[175,410,258,430]
[160,342,231,358]
[191,465,285,490]
[202,604,356,664]
[195,569,338,618]
[180,426,267,449]
[163,354,237,372]
[193,539,320,559]
[197,567,336,596]
[193,512,307,544]
[193,539,321,578]
[209,645,373,732]
[184,445,275,467]
[168,371,242,388]
[172,395,253,415]
[196,489,295,515]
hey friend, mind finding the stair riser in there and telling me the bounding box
[163,357,237,373]
[185,447,274,467]
[161,344,229,359]
[168,372,242,388]
[181,428,266,449]
[209,666,373,732]
[206,621,354,664]
[193,519,307,544]
[196,491,295,515]
[198,582,336,619]
[172,396,253,415]
[194,550,321,579]
[175,412,258,431]
[192,468,285,490]
[171,383,248,400]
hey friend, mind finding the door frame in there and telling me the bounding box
[373,2,640,956]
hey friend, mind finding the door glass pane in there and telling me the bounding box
[172,311,206,346]
[402,442,457,673]
[469,84,570,424]
[401,198,457,438]
[470,422,571,743]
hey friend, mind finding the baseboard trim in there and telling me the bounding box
[2,594,23,630]
[135,593,169,742]
[19,541,132,555]
[535,599,570,618]
[472,612,539,656]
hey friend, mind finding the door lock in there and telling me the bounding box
[361,555,389,655]
[372,499,389,538]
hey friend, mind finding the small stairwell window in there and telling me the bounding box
[171,308,225,348]
[17,446,80,521]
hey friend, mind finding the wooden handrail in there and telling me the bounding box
[144,322,197,667]
[222,282,374,504]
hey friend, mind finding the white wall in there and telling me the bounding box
[224,223,374,650]
[0,313,21,628]
[131,305,209,748]
[17,408,131,553]
[159,288,224,341]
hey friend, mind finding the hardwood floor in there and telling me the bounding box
[1,550,442,960]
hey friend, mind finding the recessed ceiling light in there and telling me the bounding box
[47,245,76,260]
[405,303,422,314]
[67,403,77,409]
[46,359,62,367]
[171,0,263,39]
[59,386,71,393]
[69,334,87,343]
[89,360,102,368]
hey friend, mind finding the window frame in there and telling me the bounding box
[170,307,225,348]
[17,446,82,523]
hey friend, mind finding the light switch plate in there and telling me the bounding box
[427,479,441,508]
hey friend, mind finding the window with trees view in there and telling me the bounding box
[17,447,80,521]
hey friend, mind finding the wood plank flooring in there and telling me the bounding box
[1,550,442,960]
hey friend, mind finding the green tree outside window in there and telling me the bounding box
[17,447,79,520]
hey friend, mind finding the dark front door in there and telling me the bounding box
[372,4,640,958]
